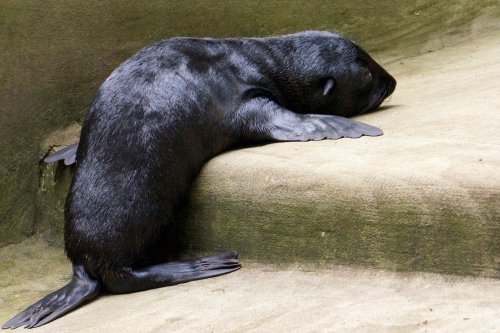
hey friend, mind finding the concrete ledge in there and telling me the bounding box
[1,237,499,331]
[180,33,500,277]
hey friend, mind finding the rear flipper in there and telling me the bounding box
[2,252,240,328]
[2,265,99,329]
[236,97,383,142]
[102,250,241,294]
[43,143,79,165]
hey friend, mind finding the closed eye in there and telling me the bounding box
[358,66,374,93]
[360,67,372,82]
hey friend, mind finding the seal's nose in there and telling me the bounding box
[385,75,397,97]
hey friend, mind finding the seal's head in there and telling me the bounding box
[277,31,396,117]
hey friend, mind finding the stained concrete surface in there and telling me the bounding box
[0,236,499,332]
[1,0,500,247]
[1,31,500,331]
[27,21,500,277]
[178,30,500,277]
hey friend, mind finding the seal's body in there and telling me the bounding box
[4,31,395,329]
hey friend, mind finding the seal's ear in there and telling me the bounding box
[323,78,335,96]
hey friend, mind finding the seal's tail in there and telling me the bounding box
[2,265,100,329]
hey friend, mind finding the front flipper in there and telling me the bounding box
[43,143,78,165]
[236,97,383,142]
[269,113,383,141]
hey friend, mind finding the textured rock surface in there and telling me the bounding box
[178,32,500,277]
[1,6,499,332]
[10,21,500,277]
[0,236,499,332]
[1,0,499,246]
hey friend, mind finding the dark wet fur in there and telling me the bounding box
[4,31,395,329]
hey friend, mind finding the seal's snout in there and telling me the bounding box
[359,73,396,115]
[385,75,397,98]
[380,75,397,104]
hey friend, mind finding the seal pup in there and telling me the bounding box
[3,31,396,329]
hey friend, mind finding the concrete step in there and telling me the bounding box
[178,33,500,277]
[0,237,499,332]
[35,33,500,278]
